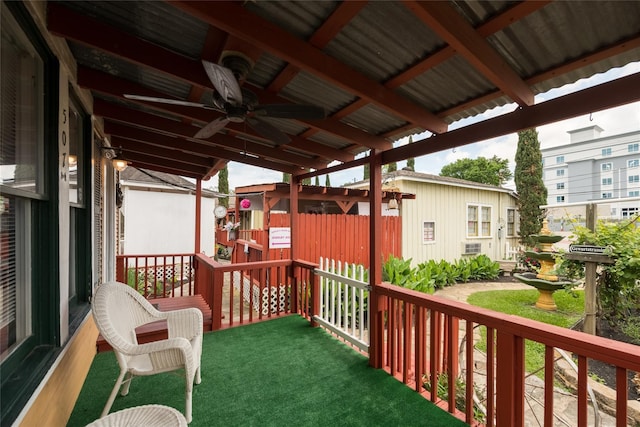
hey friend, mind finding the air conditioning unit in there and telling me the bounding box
[462,242,482,255]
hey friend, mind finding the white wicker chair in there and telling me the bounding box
[92,281,202,423]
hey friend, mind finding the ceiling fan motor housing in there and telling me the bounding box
[220,51,254,81]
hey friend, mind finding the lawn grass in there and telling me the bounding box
[467,289,584,376]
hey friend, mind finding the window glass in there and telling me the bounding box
[602,193,612,199]
[467,205,478,237]
[556,196,565,203]
[602,178,612,185]
[629,175,639,184]
[629,191,640,197]
[629,159,639,169]
[602,148,612,156]
[556,183,565,190]
[422,221,435,243]
[629,143,639,153]
[506,208,515,237]
[1,5,43,360]
[556,156,564,163]
[481,206,491,236]
[68,96,84,205]
[1,9,44,195]
[601,163,612,171]
[556,169,565,176]
[467,204,491,237]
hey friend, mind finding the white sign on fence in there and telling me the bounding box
[269,227,291,249]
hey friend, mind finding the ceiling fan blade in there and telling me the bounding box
[246,117,291,145]
[124,94,215,109]
[194,117,230,139]
[202,60,243,106]
[254,104,326,120]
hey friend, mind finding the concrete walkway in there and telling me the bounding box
[432,280,630,427]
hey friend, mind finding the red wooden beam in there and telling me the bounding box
[170,1,448,135]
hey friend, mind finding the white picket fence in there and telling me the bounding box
[314,257,370,353]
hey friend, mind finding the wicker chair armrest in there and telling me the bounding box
[166,308,203,340]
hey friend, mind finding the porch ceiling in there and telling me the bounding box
[46,1,640,181]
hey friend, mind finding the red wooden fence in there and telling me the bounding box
[217,213,401,268]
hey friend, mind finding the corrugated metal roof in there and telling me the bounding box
[43,0,640,181]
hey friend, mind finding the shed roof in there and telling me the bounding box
[43,1,640,180]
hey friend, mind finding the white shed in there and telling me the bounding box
[118,168,220,256]
[349,170,520,266]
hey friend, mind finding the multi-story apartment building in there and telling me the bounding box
[542,125,640,220]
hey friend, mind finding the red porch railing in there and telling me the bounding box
[193,253,318,330]
[115,253,195,298]
[370,282,640,426]
[113,253,640,425]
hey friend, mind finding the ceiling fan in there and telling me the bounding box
[124,54,326,145]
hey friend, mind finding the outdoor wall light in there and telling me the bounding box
[112,158,129,172]
[387,196,398,210]
[100,145,128,172]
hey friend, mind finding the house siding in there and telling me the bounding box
[401,181,518,265]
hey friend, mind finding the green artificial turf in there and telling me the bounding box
[467,289,584,375]
[69,315,467,426]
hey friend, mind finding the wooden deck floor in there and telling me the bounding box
[96,294,213,352]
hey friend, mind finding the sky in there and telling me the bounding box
[208,62,640,193]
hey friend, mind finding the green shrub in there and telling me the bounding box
[556,216,640,323]
[382,254,501,294]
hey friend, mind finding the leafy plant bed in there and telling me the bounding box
[573,312,640,402]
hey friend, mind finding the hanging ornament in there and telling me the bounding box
[240,198,251,209]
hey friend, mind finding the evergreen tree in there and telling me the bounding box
[302,169,311,185]
[315,175,320,186]
[406,136,415,171]
[515,128,547,247]
[363,163,370,180]
[218,165,229,207]
[325,174,331,187]
[387,162,397,172]
[283,172,290,183]
[406,157,415,171]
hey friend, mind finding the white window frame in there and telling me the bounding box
[556,169,565,177]
[422,221,435,244]
[602,177,612,186]
[628,175,639,184]
[602,147,612,157]
[601,163,612,172]
[629,143,639,153]
[467,203,492,238]
[602,192,613,199]
[629,191,640,197]
[556,183,565,190]
[506,208,516,237]
[629,159,639,169]
[556,195,565,203]
[556,156,564,164]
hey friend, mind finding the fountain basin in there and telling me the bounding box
[514,272,574,310]
[513,273,572,291]
[523,251,557,263]
[530,234,564,244]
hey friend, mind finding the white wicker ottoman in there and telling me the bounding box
[85,405,188,427]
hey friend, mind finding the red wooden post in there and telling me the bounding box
[194,179,201,253]
[116,256,125,282]
[368,150,384,368]
[211,267,223,330]
[495,330,525,426]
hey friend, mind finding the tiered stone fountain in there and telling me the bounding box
[513,219,573,311]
